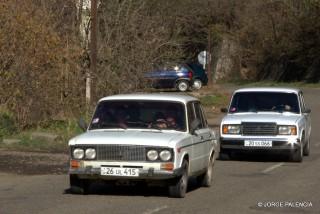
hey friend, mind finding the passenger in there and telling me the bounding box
[155,118,168,129]
[149,112,167,129]
[114,107,128,129]
[166,116,178,129]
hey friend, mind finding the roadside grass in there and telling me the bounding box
[199,94,229,107]
[0,119,83,153]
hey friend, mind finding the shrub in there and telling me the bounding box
[0,112,17,138]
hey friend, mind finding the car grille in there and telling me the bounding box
[96,145,146,161]
[242,122,277,136]
[71,145,147,161]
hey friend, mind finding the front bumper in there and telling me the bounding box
[220,137,301,152]
[69,161,182,180]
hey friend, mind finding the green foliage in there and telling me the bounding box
[0,111,17,138]
[36,119,83,142]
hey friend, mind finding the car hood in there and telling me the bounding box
[69,130,187,148]
[222,112,301,125]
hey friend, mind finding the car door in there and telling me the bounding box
[299,92,311,141]
[195,102,213,169]
[189,102,212,173]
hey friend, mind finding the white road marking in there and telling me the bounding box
[142,206,168,214]
[262,162,284,174]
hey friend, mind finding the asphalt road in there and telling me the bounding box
[1,88,320,214]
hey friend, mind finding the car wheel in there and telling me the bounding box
[219,150,230,160]
[192,79,203,90]
[303,137,310,156]
[176,80,189,92]
[198,156,215,187]
[70,175,90,194]
[168,160,188,198]
[291,144,303,162]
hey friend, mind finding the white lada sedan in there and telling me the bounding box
[69,94,219,198]
[220,88,311,162]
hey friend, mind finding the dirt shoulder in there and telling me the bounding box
[0,149,68,175]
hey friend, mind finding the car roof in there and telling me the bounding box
[234,87,301,94]
[99,93,198,104]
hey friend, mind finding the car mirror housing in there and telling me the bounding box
[78,118,88,132]
[221,108,228,113]
[303,108,311,114]
[190,119,201,135]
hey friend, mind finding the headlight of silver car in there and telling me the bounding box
[147,150,158,161]
[73,148,84,159]
[222,124,241,134]
[159,150,172,161]
[85,148,96,159]
[278,125,297,135]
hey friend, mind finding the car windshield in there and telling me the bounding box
[229,92,300,114]
[89,100,186,131]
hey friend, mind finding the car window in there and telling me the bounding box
[89,100,186,131]
[229,92,300,114]
[299,92,306,112]
[194,102,205,129]
[187,102,196,130]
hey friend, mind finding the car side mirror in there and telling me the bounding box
[303,108,311,114]
[190,119,201,135]
[78,118,88,132]
[221,108,228,113]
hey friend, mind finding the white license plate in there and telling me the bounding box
[244,140,272,147]
[100,167,139,177]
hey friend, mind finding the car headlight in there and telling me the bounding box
[85,148,96,159]
[278,125,297,135]
[147,150,158,161]
[73,148,84,159]
[222,124,241,134]
[159,150,172,161]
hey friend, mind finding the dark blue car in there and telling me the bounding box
[186,63,208,90]
[144,65,193,92]
[144,63,208,92]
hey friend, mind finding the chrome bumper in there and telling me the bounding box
[220,137,301,151]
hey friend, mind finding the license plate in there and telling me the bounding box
[244,140,272,147]
[100,167,139,177]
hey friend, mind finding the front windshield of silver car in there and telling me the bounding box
[89,100,186,131]
[229,92,300,114]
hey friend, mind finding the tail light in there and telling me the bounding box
[188,71,193,79]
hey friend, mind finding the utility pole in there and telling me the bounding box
[86,0,97,108]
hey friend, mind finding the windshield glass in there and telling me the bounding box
[229,92,300,114]
[89,100,186,131]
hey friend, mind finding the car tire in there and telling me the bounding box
[303,137,310,156]
[198,156,215,187]
[176,80,189,92]
[219,150,230,160]
[192,79,203,90]
[70,175,90,194]
[168,160,188,198]
[291,145,303,162]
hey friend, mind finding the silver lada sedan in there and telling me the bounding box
[69,93,219,198]
[220,88,311,162]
